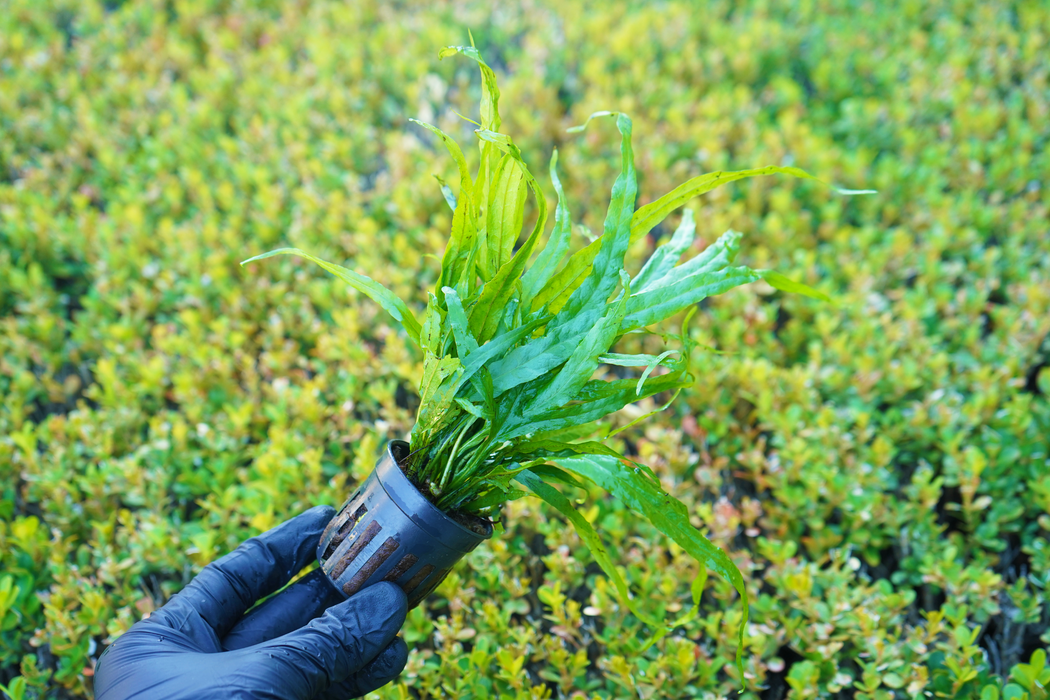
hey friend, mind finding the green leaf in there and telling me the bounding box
[468,130,549,343]
[553,112,636,329]
[241,248,421,346]
[0,576,18,622]
[981,685,1001,700]
[501,361,689,439]
[459,314,551,391]
[409,119,479,295]
[419,294,443,354]
[598,352,668,367]
[514,469,666,631]
[440,194,479,297]
[631,165,874,245]
[506,440,627,468]
[620,266,762,332]
[454,397,486,419]
[439,44,501,133]
[525,270,631,416]
[410,119,474,199]
[1002,684,1027,700]
[441,286,479,356]
[485,333,573,396]
[554,454,750,680]
[1012,664,1037,690]
[757,269,832,301]
[531,237,600,314]
[434,175,458,211]
[482,153,528,276]
[521,149,573,309]
[632,208,696,291]
[0,677,26,700]
[415,352,463,433]
[529,422,612,445]
[523,462,591,490]
[537,166,872,307]
[462,487,528,513]
[644,229,743,292]
[475,367,499,435]
[636,350,680,395]
[599,350,680,394]
[495,114,639,395]
[440,43,502,285]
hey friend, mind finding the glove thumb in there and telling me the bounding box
[237,582,408,699]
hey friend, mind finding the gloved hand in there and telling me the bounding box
[94,505,409,700]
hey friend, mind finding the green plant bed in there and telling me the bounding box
[2,1,1049,698]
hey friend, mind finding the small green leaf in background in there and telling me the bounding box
[0,676,27,700]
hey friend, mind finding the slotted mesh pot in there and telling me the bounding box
[317,440,493,606]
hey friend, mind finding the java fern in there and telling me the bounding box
[242,43,872,676]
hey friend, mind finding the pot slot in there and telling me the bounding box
[407,568,450,607]
[322,503,368,560]
[383,553,418,583]
[341,536,401,596]
[329,519,382,579]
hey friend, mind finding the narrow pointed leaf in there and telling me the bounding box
[522,462,591,490]
[458,314,551,390]
[439,44,502,282]
[631,165,874,245]
[633,208,696,291]
[441,286,479,355]
[621,266,762,332]
[434,175,458,211]
[483,153,527,274]
[521,149,573,309]
[454,397,486,419]
[501,366,688,439]
[241,248,421,346]
[554,454,750,679]
[411,119,474,200]
[757,269,832,301]
[406,124,479,294]
[553,112,636,328]
[416,352,463,432]
[599,350,678,369]
[506,439,627,465]
[636,350,680,394]
[468,130,549,343]
[462,487,528,513]
[657,229,742,287]
[514,469,666,630]
[486,333,579,396]
[419,295,444,354]
[531,237,601,314]
[526,273,630,415]
[537,166,871,308]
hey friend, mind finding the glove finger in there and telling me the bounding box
[154,505,335,638]
[222,568,344,650]
[242,582,407,700]
[316,638,409,700]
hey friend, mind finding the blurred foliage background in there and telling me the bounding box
[1,0,1049,698]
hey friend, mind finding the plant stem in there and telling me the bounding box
[437,417,474,492]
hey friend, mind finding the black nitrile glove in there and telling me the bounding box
[94,506,409,700]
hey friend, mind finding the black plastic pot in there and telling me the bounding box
[317,440,493,607]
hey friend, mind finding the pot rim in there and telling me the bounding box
[376,440,493,552]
